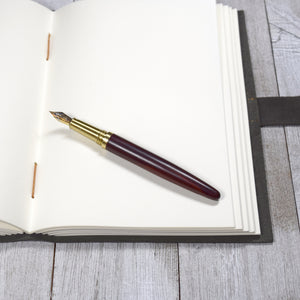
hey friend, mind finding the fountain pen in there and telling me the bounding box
[50,112,220,200]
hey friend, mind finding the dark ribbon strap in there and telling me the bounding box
[257,96,300,127]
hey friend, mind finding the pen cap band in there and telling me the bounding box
[70,118,112,149]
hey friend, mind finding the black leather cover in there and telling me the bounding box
[258,96,300,126]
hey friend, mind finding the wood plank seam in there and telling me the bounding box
[270,23,300,41]
[283,128,300,228]
[263,0,281,95]
[264,0,300,230]
[50,243,56,299]
[177,243,181,300]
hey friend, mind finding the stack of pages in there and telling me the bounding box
[0,0,260,237]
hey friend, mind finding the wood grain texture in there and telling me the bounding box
[285,127,300,223]
[266,0,300,225]
[179,0,300,299]
[52,243,179,300]
[0,242,54,299]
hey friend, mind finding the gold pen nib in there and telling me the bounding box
[50,111,72,126]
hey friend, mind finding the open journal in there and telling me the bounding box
[0,0,268,240]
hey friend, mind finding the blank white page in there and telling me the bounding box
[32,0,235,232]
[231,8,260,233]
[0,0,51,230]
[216,4,243,230]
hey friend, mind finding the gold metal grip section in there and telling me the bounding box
[96,130,112,148]
[69,118,112,149]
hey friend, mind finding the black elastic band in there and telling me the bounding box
[258,96,300,127]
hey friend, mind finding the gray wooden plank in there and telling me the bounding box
[266,0,300,226]
[0,242,54,299]
[179,0,300,299]
[266,0,300,92]
[52,243,179,300]
[285,127,300,223]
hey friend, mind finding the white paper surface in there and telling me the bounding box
[0,0,260,235]
[217,5,243,230]
[31,0,236,231]
[217,5,260,234]
[231,8,260,233]
[0,0,51,230]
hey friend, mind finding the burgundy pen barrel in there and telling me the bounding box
[106,134,220,200]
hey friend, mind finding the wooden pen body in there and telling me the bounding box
[106,134,220,200]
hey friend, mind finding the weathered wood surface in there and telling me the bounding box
[266,0,300,225]
[1,0,299,299]
[52,243,179,299]
[0,242,54,299]
[179,0,300,299]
